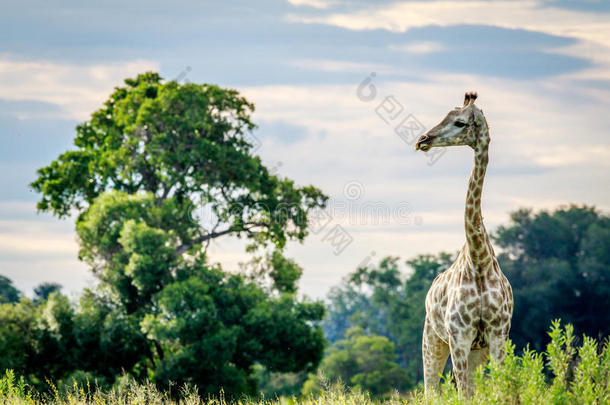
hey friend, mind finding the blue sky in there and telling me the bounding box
[1,0,609,299]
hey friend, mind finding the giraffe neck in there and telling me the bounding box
[464,138,490,265]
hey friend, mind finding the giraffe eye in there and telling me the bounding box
[454,121,467,127]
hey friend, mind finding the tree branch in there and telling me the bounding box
[175,221,269,255]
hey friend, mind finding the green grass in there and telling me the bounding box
[1,321,608,404]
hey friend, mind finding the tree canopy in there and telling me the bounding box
[30,72,326,251]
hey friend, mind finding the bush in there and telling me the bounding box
[464,320,610,405]
[303,326,411,398]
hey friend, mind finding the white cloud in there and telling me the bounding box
[0,232,76,255]
[288,59,398,74]
[286,0,335,9]
[550,40,610,82]
[287,0,610,81]
[529,145,610,168]
[0,55,159,120]
[0,219,78,255]
[288,1,610,47]
[389,41,446,54]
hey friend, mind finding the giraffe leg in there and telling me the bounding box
[488,336,508,364]
[467,347,489,391]
[422,319,450,396]
[449,336,474,397]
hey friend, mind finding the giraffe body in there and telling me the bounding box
[415,93,513,396]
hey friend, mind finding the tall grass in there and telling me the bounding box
[1,321,608,404]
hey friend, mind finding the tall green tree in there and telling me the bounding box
[29,72,328,395]
[494,205,610,351]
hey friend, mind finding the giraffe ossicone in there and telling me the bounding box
[415,92,513,397]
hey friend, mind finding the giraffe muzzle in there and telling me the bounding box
[415,135,432,151]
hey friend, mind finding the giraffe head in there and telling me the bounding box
[415,92,489,152]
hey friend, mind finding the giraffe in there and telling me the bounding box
[414,92,513,397]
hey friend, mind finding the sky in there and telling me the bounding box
[1,0,609,300]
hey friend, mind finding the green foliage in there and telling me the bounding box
[75,191,179,312]
[1,322,609,404]
[141,265,325,396]
[0,275,21,303]
[323,253,454,384]
[33,292,77,381]
[252,364,308,399]
[494,205,610,351]
[0,301,37,375]
[473,341,547,404]
[33,283,62,303]
[67,289,150,382]
[467,320,610,405]
[0,288,149,390]
[267,250,303,294]
[0,370,29,401]
[0,271,324,398]
[241,250,304,295]
[303,326,410,398]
